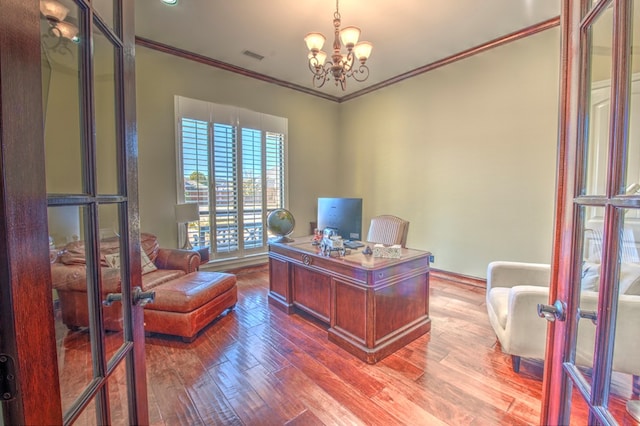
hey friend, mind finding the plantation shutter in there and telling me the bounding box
[265,131,285,210]
[213,123,239,253]
[175,96,287,263]
[241,128,264,249]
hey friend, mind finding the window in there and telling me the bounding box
[176,96,287,261]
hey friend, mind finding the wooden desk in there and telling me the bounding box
[268,239,431,364]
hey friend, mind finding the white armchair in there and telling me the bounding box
[486,261,640,395]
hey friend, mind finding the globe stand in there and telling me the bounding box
[270,236,294,243]
[267,208,296,244]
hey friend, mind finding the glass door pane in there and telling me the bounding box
[50,205,95,416]
[577,206,603,383]
[98,203,126,362]
[94,20,119,195]
[584,4,613,197]
[92,0,115,32]
[41,0,84,195]
[610,215,640,425]
[42,0,146,423]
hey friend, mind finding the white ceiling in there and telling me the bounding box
[134,0,561,99]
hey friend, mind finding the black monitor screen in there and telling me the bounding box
[317,197,363,241]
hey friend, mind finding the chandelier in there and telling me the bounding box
[304,0,373,90]
[40,0,80,55]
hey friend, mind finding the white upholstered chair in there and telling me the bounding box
[367,215,410,247]
[486,260,640,395]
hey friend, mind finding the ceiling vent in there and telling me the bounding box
[242,50,264,61]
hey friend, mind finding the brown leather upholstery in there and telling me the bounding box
[51,234,236,341]
[367,215,410,247]
[147,272,236,313]
[144,271,237,342]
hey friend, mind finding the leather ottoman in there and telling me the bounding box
[143,271,237,342]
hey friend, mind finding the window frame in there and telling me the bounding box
[175,96,288,264]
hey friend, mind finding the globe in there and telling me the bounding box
[267,208,295,243]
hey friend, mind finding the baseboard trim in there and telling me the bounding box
[430,268,486,289]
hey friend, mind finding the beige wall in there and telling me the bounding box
[135,46,340,248]
[338,28,561,277]
[135,27,561,279]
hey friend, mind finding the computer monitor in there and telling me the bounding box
[317,197,363,241]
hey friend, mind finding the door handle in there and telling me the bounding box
[103,292,122,306]
[578,309,598,325]
[537,300,566,322]
[133,287,155,307]
[103,287,155,307]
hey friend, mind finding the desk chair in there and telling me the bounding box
[367,215,410,247]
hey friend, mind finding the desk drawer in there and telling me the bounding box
[292,264,330,322]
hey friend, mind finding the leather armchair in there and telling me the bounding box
[367,215,410,247]
[486,260,640,395]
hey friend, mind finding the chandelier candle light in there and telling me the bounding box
[40,0,79,42]
[304,0,373,90]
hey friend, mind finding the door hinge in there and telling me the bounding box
[0,354,17,401]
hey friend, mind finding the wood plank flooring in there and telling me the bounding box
[56,265,634,425]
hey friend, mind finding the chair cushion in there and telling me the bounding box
[624,273,640,295]
[145,271,237,313]
[142,269,186,290]
[620,263,640,294]
[488,287,510,329]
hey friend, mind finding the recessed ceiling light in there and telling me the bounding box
[161,0,178,5]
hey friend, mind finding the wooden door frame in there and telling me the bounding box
[0,0,63,423]
[0,0,148,424]
[121,0,150,420]
[541,0,581,423]
[543,0,635,423]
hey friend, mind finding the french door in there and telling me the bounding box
[0,0,148,424]
[543,0,640,424]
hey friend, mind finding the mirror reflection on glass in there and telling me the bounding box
[584,5,613,197]
[41,0,84,195]
[47,205,96,415]
[581,206,640,417]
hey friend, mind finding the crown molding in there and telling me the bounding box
[136,16,560,104]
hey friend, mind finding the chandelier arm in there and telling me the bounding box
[42,30,70,55]
[349,64,370,82]
[342,50,355,72]
[311,62,333,88]
[312,72,328,88]
[308,57,324,76]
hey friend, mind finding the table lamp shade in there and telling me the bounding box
[175,203,199,223]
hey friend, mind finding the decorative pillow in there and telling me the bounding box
[104,253,121,269]
[60,240,108,266]
[140,251,157,274]
[104,251,158,275]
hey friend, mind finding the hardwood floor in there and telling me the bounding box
[56,265,634,425]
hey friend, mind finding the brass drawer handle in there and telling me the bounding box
[302,254,311,266]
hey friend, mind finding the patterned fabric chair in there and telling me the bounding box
[366,215,410,247]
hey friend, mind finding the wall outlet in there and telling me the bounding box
[429,254,435,263]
